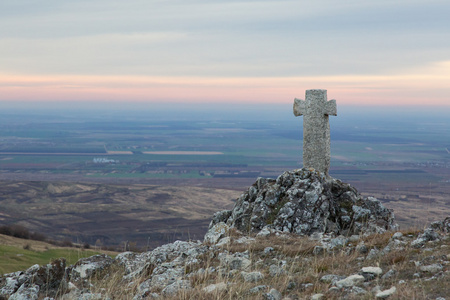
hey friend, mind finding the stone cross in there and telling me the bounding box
[293,89,337,175]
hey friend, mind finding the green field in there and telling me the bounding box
[0,244,110,275]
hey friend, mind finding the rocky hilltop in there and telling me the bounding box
[206,169,397,241]
[1,170,448,300]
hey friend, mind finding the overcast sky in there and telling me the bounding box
[1,0,449,106]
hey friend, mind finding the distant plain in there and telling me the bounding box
[0,103,448,248]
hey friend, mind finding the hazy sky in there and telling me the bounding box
[1,0,449,106]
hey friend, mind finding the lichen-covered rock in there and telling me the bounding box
[335,274,365,288]
[210,169,396,237]
[69,254,113,287]
[161,279,191,296]
[204,222,229,244]
[375,286,396,299]
[8,283,39,300]
[430,217,450,233]
[0,259,67,299]
[411,218,448,248]
[241,271,264,282]
[218,252,251,271]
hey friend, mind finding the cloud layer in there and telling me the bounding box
[1,0,449,105]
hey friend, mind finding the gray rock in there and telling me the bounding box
[0,276,19,296]
[216,236,231,247]
[419,264,443,274]
[235,236,256,244]
[150,240,203,265]
[216,169,396,238]
[1,258,67,299]
[241,271,264,282]
[392,232,403,239]
[412,228,440,248]
[115,251,153,280]
[348,235,360,242]
[151,267,184,289]
[366,248,380,259]
[351,286,367,295]
[329,236,348,249]
[376,286,396,298]
[204,222,230,244]
[268,288,282,300]
[264,247,274,254]
[328,286,340,294]
[219,253,251,270]
[263,288,282,300]
[357,243,369,254]
[335,274,365,288]
[248,285,268,294]
[269,264,285,277]
[209,210,232,228]
[9,283,39,300]
[161,280,191,297]
[257,226,273,237]
[361,267,383,277]
[320,274,345,285]
[71,254,113,282]
[429,217,450,233]
[133,279,154,300]
[381,269,396,280]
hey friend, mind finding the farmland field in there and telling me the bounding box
[0,103,448,247]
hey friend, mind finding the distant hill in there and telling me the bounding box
[0,181,239,249]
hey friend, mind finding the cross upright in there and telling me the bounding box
[293,89,337,175]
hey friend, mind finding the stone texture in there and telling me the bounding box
[70,254,113,283]
[375,286,396,298]
[419,264,443,274]
[241,271,264,282]
[320,274,345,285]
[218,252,251,271]
[207,169,397,237]
[204,222,229,244]
[335,274,365,288]
[161,280,191,296]
[361,267,383,276]
[293,89,337,175]
[8,283,39,300]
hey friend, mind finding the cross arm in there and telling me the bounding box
[324,99,337,116]
[293,98,306,116]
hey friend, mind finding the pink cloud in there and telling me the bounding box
[0,71,449,106]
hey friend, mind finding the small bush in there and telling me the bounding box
[0,224,48,242]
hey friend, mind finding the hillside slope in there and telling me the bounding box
[0,181,239,249]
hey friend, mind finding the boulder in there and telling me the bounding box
[335,274,365,288]
[376,286,396,299]
[69,254,113,287]
[208,169,396,237]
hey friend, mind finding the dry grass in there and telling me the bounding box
[5,228,448,299]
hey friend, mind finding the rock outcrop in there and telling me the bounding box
[208,169,397,237]
[1,217,448,299]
